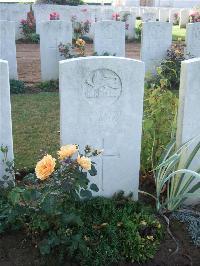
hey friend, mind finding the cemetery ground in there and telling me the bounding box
[2,39,198,265]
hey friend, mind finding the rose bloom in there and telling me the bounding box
[58,144,78,160]
[35,154,56,180]
[77,155,91,171]
[76,38,86,47]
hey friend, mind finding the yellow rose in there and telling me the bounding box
[77,155,91,171]
[140,220,147,226]
[76,38,85,47]
[58,144,78,160]
[35,154,56,180]
[147,235,154,241]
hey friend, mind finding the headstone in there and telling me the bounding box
[59,56,145,198]
[33,4,71,34]
[179,8,189,28]
[0,60,14,187]
[141,22,172,73]
[0,4,9,20]
[120,11,136,41]
[9,4,30,40]
[40,20,72,81]
[142,12,157,22]
[185,22,200,58]
[0,21,18,79]
[94,20,125,56]
[176,58,200,204]
[126,12,136,40]
[159,8,170,22]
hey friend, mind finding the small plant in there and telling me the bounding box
[37,80,59,92]
[121,12,130,23]
[173,12,180,25]
[58,38,86,59]
[20,9,39,43]
[146,42,186,91]
[75,194,163,265]
[140,138,200,213]
[112,13,121,21]
[189,10,200,23]
[0,146,15,188]
[142,87,178,173]
[10,79,27,94]
[49,12,60,20]
[135,21,142,41]
[71,15,91,40]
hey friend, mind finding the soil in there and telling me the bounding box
[7,43,199,265]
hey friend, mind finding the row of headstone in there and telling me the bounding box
[1,14,199,81]
[1,55,199,202]
[40,19,126,80]
[0,3,195,41]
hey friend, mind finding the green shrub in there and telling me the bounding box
[76,195,163,265]
[135,20,142,41]
[0,188,162,265]
[141,87,178,173]
[37,80,59,92]
[10,80,26,94]
[0,146,162,265]
[146,43,186,91]
[140,138,200,214]
[20,9,40,44]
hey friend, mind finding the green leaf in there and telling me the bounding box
[8,187,24,205]
[90,183,99,192]
[80,189,92,199]
[88,164,97,176]
[62,213,83,226]
[38,239,51,255]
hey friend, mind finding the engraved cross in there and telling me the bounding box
[100,138,120,191]
[49,38,60,61]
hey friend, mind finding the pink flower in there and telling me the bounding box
[20,19,27,24]
[50,12,60,20]
[81,8,87,12]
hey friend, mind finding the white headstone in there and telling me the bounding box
[0,21,18,79]
[0,60,14,187]
[94,20,125,56]
[120,11,136,41]
[142,12,157,22]
[40,20,72,81]
[59,56,145,198]
[141,22,172,73]
[176,58,200,204]
[9,4,30,40]
[186,22,200,58]
[34,4,71,34]
[179,8,190,28]
[126,12,136,40]
[159,8,170,22]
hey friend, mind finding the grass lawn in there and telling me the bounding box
[172,25,186,41]
[11,92,60,171]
